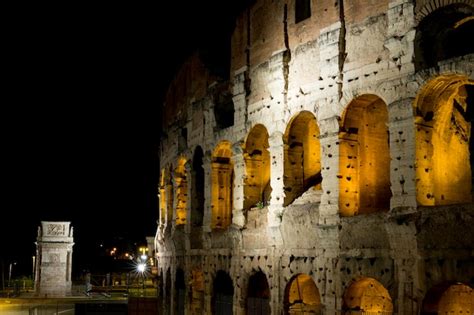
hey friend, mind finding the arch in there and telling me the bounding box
[422,282,474,314]
[284,273,321,315]
[159,166,174,225]
[174,157,188,226]
[415,75,474,205]
[343,277,393,313]
[415,3,473,71]
[165,268,172,314]
[244,124,272,211]
[175,268,185,315]
[159,168,167,225]
[283,111,322,206]
[191,146,205,226]
[339,94,391,216]
[212,270,234,315]
[211,141,234,229]
[247,271,271,314]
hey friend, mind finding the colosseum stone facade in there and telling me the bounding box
[155,0,474,314]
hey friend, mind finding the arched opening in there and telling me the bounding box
[191,146,205,227]
[165,268,172,314]
[212,270,234,315]
[339,95,391,216]
[415,76,473,205]
[159,166,174,225]
[247,271,271,314]
[190,270,205,314]
[175,268,185,315]
[283,111,322,206]
[422,282,474,314]
[343,277,393,314]
[211,141,233,229]
[284,274,321,315]
[415,4,474,71]
[159,168,167,225]
[174,157,188,226]
[244,124,271,211]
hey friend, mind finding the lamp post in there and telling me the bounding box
[137,263,146,296]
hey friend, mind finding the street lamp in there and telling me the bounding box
[137,263,146,296]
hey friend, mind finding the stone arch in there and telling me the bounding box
[415,75,474,205]
[175,268,185,315]
[212,270,234,315]
[343,277,393,314]
[174,157,188,226]
[191,146,205,226]
[244,124,271,211]
[211,141,234,229]
[159,165,174,225]
[283,273,321,315]
[415,3,473,71]
[339,94,391,216]
[159,168,168,225]
[246,270,271,314]
[283,111,322,206]
[422,282,474,314]
[165,268,172,314]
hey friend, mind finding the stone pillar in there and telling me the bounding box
[35,221,74,297]
[267,131,285,246]
[317,117,342,313]
[232,141,246,227]
[202,152,213,235]
[388,98,417,212]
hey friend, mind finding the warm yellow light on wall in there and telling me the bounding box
[284,273,321,314]
[211,141,233,229]
[343,277,393,313]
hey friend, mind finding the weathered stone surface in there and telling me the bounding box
[35,221,74,297]
[155,0,474,314]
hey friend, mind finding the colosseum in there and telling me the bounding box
[155,0,474,313]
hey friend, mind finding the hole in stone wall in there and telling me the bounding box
[192,146,205,227]
[284,273,321,315]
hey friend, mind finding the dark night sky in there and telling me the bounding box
[1,1,249,277]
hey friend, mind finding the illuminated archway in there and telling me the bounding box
[159,166,174,225]
[422,282,474,314]
[244,124,271,210]
[174,157,188,226]
[415,4,474,71]
[211,141,233,229]
[175,268,185,315]
[415,76,473,205]
[212,271,234,315]
[283,111,322,206]
[247,271,270,314]
[159,168,168,225]
[343,277,393,314]
[339,95,391,216]
[191,146,205,227]
[284,274,321,314]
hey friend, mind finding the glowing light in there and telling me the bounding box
[137,263,146,273]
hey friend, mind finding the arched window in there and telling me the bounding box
[415,4,473,71]
[247,271,270,314]
[191,146,205,227]
[339,95,391,216]
[244,124,271,210]
[422,282,474,314]
[174,157,187,226]
[175,269,185,315]
[284,274,321,314]
[284,111,322,206]
[212,271,234,315]
[211,141,233,229]
[415,76,473,205]
[343,277,393,313]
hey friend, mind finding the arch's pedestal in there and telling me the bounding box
[35,221,74,297]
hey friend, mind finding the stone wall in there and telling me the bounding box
[156,0,474,314]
